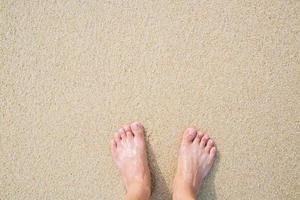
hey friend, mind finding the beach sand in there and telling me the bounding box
[1,0,299,199]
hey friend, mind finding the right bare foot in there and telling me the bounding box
[173,128,216,200]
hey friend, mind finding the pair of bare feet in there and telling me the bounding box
[110,122,216,200]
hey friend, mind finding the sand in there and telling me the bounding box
[1,0,299,199]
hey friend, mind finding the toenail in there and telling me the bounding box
[188,128,196,134]
[132,122,139,129]
[118,128,124,133]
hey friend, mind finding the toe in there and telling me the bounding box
[130,121,145,138]
[195,130,204,144]
[200,134,209,147]
[123,124,131,132]
[209,147,217,161]
[110,139,117,157]
[126,130,134,138]
[205,139,214,152]
[118,128,126,140]
[182,128,197,144]
[122,124,134,138]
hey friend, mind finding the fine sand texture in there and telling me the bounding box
[1,1,300,199]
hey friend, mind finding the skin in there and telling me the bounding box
[110,122,151,200]
[173,128,216,200]
[110,123,216,200]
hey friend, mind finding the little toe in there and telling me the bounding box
[205,139,214,152]
[182,128,197,144]
[209,147,217,161]
[200,134,209,148]
[130,121,145,139]
[114,132,121,144]
[110,139,117,157]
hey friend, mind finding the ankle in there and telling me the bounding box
[126,182,151,200]
[173,191,196,200]
[173,184,196,200]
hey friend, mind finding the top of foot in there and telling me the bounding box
[110,122,151,199]
[173,128,216,200]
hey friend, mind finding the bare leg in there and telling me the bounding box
[173,128,216,200]
[110,122,151,200]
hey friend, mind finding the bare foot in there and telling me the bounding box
[173,128,216,200]
[110,122,151,200]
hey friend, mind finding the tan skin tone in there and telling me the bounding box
[110,122,216,200]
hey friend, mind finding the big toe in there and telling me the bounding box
[182,128,197,144]
[130,121,145,139]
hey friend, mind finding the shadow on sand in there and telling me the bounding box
[147,141,172,200]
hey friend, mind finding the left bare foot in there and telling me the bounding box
[110,122,151,200]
